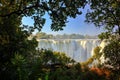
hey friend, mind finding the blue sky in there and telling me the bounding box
[22,6,105,35]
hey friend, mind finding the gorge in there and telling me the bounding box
[37,39,103,62]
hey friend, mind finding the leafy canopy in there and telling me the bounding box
[85,1,120,75]
[0,0,87,79]
[86,0,120,34]
[0,0,86,31]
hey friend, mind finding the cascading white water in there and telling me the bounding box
[37,39,101,62]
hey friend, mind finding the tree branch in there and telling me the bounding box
[0,2,50,17]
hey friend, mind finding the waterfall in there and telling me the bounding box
[37,39,101,62]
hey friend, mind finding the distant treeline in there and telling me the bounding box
[29,32,98,39]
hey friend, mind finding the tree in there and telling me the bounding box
[34,32,54,39]
[0,0,87,79]
[100,38,120,80]
[98,32,111,40]
[0,0,86,31]
[85,0,120,65]
[0,6,38,79]
[85,0,120,35]
[102,39,120,70]
[85,1,120,79]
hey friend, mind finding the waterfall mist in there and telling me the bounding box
[37,39,101,62]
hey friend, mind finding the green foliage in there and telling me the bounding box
[85,1,120,79]
[49,63,108,80]
[28,49,108,80]
[86,0,120,34]
[102,38,120,70]
[10,48,111,80]
[98,32,111,40]
[0,6,38,80]
[1,0,119,80]
[97,35,120,80]
[34,32,53,39]
[0,0,86,31]
[49,63,82,80]
[81,46,102,67]
[0,0,87,79]
[11,53,29,80]
[11,49,75,80]
[86,1,120,78]
[87,0,120,78]
[38,49,74,66]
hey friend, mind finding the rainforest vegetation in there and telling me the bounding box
[0,0,120,80]
[30,32,98,39]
